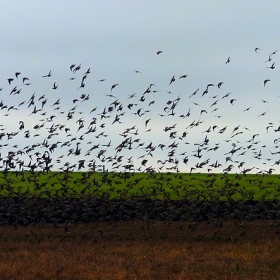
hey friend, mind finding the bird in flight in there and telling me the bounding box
[43,70,52,78]
[52,82,58,90]
[243,107,251,112]
[7,78,14,84]
[258,111,268,117]
[23,77,29,84]
[264,50,278,63]
[169,75,175,85]
[70,64,76,72]
[222,92,231,99]
[157,51,163,55]
[267,62,275,70]
[189,88,199,98]
[264,79,270,86]
[111,83,119,92]
[179,74,187,79]
[15,72,21,78]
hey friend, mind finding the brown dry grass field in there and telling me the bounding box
[0,221,279,279]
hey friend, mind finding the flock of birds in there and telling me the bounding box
[1,191,280,232]
[0,48,280,176]
[0,48,279,229]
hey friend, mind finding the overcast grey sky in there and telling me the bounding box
[0,1,280,173]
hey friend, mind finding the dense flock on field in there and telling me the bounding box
[0,48,280,175]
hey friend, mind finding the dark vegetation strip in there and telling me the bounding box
[1,197,280,226]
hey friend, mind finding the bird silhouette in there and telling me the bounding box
[264,79,270,86]
[179,74,187,79]
[42,70,52,78]
[111,83,118,92]
[52,82,58,90]
[169,75,175,85]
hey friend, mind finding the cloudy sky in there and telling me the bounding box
[0,1,280,173]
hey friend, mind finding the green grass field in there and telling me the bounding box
[0,171,279,201]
